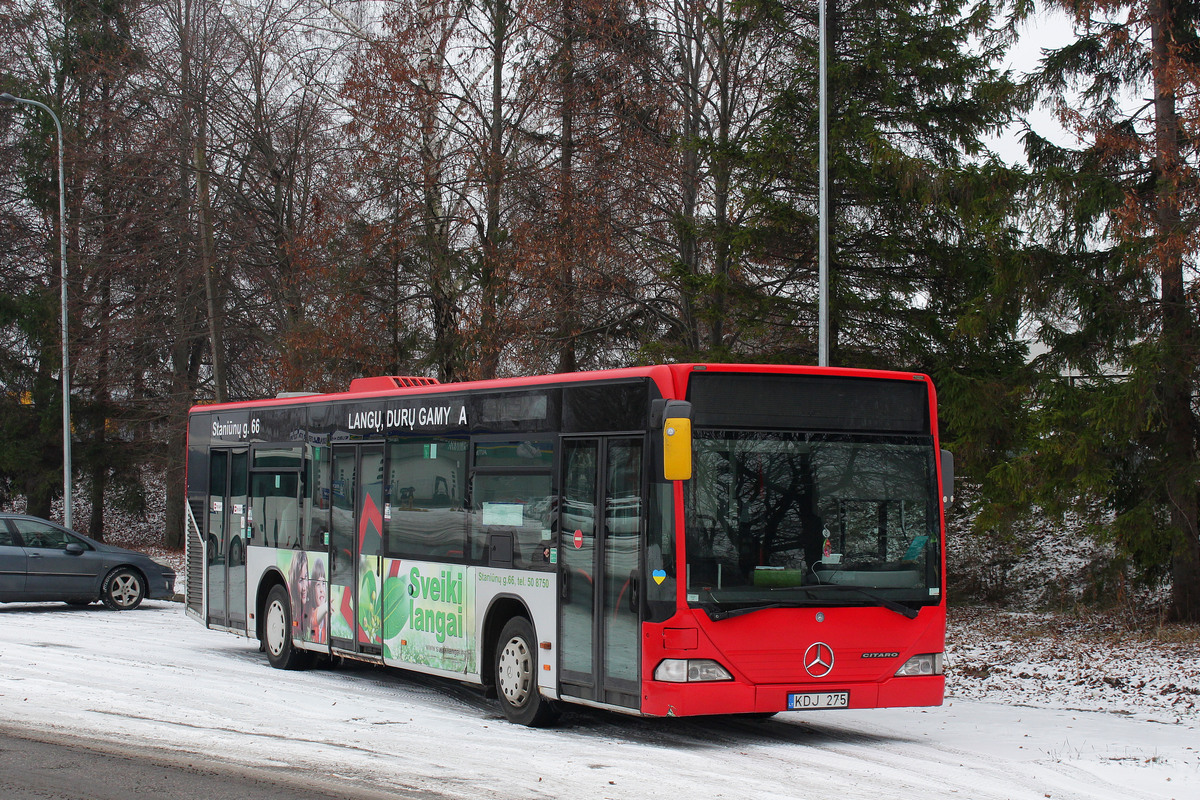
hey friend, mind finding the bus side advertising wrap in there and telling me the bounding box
[382,560,476,673]
[276,550,331,645]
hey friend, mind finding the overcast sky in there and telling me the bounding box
[988,8,1079,165]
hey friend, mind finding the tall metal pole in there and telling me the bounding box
[818,0,830,367]
[1,93,72,528]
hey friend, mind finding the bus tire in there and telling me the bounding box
[494,617,558,727]
[264,585,310,670]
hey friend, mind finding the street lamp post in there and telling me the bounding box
[818,0,829,367]
[1,92,73,529]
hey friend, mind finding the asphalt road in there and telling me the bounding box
[0,723,444,800]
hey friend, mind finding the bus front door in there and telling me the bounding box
[329,443,385,655]
[558,437,643,710]
[206,448,247,630]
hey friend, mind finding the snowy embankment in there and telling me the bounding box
[947,606,1199,724]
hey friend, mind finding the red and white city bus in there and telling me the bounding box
[185,364,952,725]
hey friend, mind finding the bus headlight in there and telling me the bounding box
[654,659,733,682]
[895,653,943,677]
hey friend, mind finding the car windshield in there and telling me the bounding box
[684,431,940,613]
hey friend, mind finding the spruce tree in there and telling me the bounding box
[753,0,1031,481]
[1007,0,1200,620]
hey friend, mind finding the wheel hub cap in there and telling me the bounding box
[267,601,286,656]
[112,575,139,606]
[498,637,531,706]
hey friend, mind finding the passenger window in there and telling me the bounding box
[12,520,78,550]
[250,446,303,550]
[306,445,331,551]
[473,440,554,469]
[0,526,15,547]
[250,472,301,549]
[385,437,469,560]
[470,473,554,569]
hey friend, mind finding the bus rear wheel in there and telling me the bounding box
[494,617,558,727]
[263,585,310,670]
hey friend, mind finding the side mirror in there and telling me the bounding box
[65,542,85,556]
[661,400,693,481]
[940,449,954,507]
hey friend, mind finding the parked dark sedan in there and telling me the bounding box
[0,513,175,610]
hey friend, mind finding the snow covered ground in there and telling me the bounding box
[949,607,1198,725]
[0,601,1195,800]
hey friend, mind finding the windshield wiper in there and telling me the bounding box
[770,584,921,620]
[696,585,922,621]
[695,585,792,621]
[704,601,788,621]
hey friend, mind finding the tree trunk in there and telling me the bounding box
[196,104,226,403]
[1151,0,1200,621]
[478,0,510,380]
[709,0,732,352]
[87,273,111,543]
[676,3,704,353]
[87,74,116,544]
[557,0,577,373]
[164,328,205,551]
[26,358,57,520]
[163,0,205,550]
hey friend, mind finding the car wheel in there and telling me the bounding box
[102,568,145,610]
[263,585,310,670]
[494,617,558,727]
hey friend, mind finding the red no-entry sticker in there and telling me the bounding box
[573,529,583,549]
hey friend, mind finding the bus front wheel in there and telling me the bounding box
[263,585,310,670]
[494,617,558,727]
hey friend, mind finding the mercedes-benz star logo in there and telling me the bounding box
[804,642,835,678]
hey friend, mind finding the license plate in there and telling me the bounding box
[787,691,849,710]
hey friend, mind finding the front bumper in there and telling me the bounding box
[643,675,945,717]
[148,569,176,600]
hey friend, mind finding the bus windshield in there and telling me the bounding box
[684,431,940,614]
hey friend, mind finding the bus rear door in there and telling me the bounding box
[206,448,247,629]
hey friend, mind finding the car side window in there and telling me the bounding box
[11,520,82,550]
[0,525,15,547]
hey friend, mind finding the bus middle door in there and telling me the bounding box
[329,443,385,655]
[558,436,643,710]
